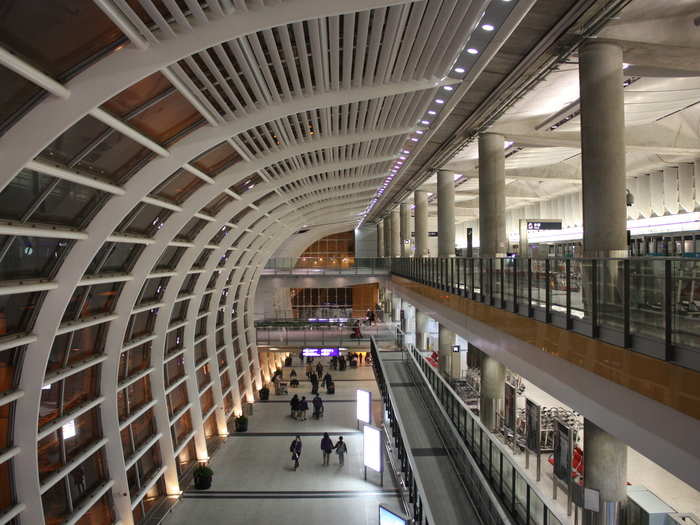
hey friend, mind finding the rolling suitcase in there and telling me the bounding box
[327,381,335,394]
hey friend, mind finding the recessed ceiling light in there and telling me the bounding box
[411,137,419,142]
[402,150,410,154]
[454,66,465,73]
[467,48,479,55]
[416,130,424,135]
[481,23,494,31]
[428,110,437,115]
[399,156,406,160]
[421,120,430,125]
[443,85,454,91]
[435,98,445,104]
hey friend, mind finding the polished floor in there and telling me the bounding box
[164,358,401,525]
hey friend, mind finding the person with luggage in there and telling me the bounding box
[312,394,324,419]
[290,394,299,419]
[320,433,334,466]
[323,372,332,389]
[299,396,309,421]
[334,436,348,466]
[290,435,302,470]
[326,379,335,395]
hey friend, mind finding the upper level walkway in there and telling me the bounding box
[262,257,390,276]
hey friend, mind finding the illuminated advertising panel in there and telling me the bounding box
[356,389,371,424]
[379,505,409,525]
[363,425,382,472]
[302,347,345,357]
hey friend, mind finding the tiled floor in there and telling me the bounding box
[164,357,401,525]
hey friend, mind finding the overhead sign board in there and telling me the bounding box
[526,220,563,231]
[302,347,346,357]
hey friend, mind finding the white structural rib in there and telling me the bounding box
[89,108,170,157]
[0,223,87,240]
[26,160,126,195]
[93,0,150,50]
[0,280,58,296]
[0,46,70,99]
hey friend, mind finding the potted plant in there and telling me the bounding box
[235,414,248,432]
[193,464,213,490]
[259,386,270,401]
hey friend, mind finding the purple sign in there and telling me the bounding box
[302,347,344,357]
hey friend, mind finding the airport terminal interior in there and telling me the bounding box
[1,1,700,524]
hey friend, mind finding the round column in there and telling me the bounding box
[383,215,392,257]
[583,420,628,525]
[438,324,456,378]
[478,133,507,257]
[480,352,505,432]
[390,208,401,257]
[579,41,627,257]
[415,309,429,350]
[376,221,384,257]
[414,190,429,257]
[437,170,455,257]
[400,202,411,257]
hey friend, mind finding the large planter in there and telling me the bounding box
[194,474,212,490]
[193,465,213,490]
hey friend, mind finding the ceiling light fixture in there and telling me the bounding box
[454,66,465,73]
[435,98,445,104]
[428,110,437,115]
[421,120,430,125]
[467,48,479,55]
[481,23,494,31]
[443,85,454,91]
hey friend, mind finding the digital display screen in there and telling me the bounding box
[62,420,76,439]
[357,389,371,424]
[363,425,382,472]
[379,506,409,525]
[302,347,344,357]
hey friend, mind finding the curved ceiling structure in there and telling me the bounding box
[2,0,689,524]
[0,1,502,523]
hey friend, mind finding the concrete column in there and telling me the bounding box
[437,170,455,257]
[383,215,391,257]
[579,41,627,257]
[376,221,384,257]
[480,352,505,432]
[478,133,507,257]
[438,324,458,378]
[415,309,429,350]
[583,420,628,525]
[392,295,402,323]
[390,208,401,257]
[400,202,411,257]
[414,190,429,257]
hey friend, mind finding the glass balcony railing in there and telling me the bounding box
[390,256,700,370]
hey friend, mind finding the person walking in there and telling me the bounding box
[290,435,302,470]
[299,396,309,421]
[312,394,324,419]
[305,362,313,378]
[310,372,319,395]
[320,433,333,466]
[334,436,348,466]
[290,394,299,419]
[316,362,323,377]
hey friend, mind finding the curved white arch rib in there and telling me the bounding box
[0,0,420,189]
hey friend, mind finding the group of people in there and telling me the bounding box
[289,433,348,470]
[289,393,324,420]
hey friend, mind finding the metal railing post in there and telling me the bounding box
[664,259,673,360]
[623,259,631,348]
[565,259,572,329]
[545,259,551,323]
